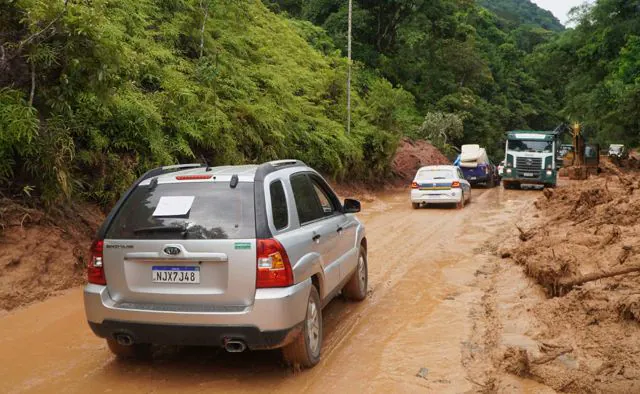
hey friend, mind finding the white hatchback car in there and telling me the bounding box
[410,165,471,209]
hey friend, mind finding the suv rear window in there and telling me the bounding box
[105,182,255,240]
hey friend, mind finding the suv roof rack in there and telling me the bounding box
[254,160,306,182]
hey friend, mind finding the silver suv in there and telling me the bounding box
[84,160,367,368]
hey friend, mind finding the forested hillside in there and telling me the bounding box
[266,0,561,156]
[478,0,564,32]
[1,0,638,209]
[529,0,640,146]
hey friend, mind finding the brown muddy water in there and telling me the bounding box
[0,187,546,393]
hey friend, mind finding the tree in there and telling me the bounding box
[417,112,464,155]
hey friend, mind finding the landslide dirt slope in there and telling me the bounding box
[488,167,640,392]
[0,200,103,311]
[391,138,451,182]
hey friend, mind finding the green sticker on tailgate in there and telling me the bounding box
[234,242,251,250]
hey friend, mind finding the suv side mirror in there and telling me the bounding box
[343,199,361,214]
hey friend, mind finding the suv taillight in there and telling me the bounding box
[256,239,293,288]
[88,240,106,285]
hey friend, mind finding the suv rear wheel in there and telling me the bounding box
[282,286,322,368]
[106,339,152,360]
[343,246,368,301]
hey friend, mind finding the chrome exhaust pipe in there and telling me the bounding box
[224,340,247,353]
[115,334,134,346]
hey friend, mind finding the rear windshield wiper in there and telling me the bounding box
[133,225,186,234]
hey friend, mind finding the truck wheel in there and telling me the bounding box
[282,286,322,368]
[343,246,368,301]
[106,339,152,360]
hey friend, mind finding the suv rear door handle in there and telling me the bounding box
[312,234,321,243]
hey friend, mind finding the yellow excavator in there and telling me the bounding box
[561,122,600,179]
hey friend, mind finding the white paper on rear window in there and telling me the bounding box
[152,196,195,217]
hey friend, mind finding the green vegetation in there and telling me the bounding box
[0,0,416,207]
[267,0,561,157]
[1,0,637,209]
[529,0,640,147]
[478,0,564,32]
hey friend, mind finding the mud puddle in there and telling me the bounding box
[0,186,539,393]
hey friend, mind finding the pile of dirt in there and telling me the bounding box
[391,138,450,183]
[0,199,103,311]
[497,170,640,391]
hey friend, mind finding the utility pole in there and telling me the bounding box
[347,0,352,134]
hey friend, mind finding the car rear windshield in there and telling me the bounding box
[417,169,453,180]
[105,182,255,240]
[508,139,553,153]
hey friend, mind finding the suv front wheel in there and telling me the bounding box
[282,286,322,368]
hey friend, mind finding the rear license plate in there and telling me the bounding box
[152,266,200,284]
[470,177,477,180]
[524,172,534,177]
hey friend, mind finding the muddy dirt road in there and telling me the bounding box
[0,187,543,393]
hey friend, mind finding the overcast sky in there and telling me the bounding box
[531,0,586,24]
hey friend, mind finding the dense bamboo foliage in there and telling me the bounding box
[0,0,416,206]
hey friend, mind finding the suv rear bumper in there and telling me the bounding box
[84,279,311,348]
[88,320,303,350]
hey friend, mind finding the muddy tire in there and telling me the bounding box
[106,339,152,360]
[343,246,368,301]
[412,202,420,209]
[456,193,465,209]
[282,286,322,368]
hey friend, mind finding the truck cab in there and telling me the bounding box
[502,130,559,189]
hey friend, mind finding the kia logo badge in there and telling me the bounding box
[164,246,181,255]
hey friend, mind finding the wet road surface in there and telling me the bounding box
[0,186,541,393]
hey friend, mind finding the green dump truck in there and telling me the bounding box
[502,130,559,189]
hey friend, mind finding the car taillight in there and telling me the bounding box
[484,166,489,174]
[451,181,461,188]
[411,181,419,189]
[88,240,106,285]
[256,239,293,288]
